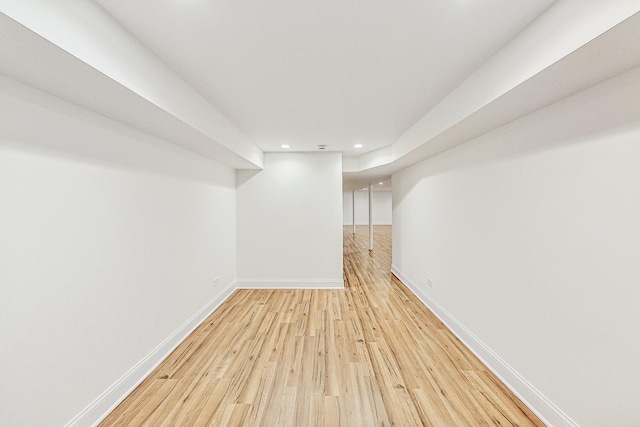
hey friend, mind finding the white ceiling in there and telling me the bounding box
[93,0,556,155]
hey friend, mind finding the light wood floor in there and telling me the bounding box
[100,226,544,426]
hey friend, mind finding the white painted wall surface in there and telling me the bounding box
[0,78,237,427]
[392,66,640,426]
[342,190,392,225]
[237,153,343,287]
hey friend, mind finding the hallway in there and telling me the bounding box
[101,226,543,426]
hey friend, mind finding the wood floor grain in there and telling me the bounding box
[100,225,544,426]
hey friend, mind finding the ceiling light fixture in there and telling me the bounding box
[354,144,363,148]
[281,144,290,149]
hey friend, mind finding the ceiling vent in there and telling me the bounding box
[317,144,328,150]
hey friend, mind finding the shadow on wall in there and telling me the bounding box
[0,75,237,187]
[236,169,261,187]
[392,65,640,206]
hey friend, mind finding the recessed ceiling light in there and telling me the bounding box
[281,144,290,149]
[354,144,363,148]
[379,182,384,185]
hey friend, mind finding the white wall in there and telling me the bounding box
[237,152,343,288]
[342,190,392,225]
[0,78,237,427]
[392,66,640,427]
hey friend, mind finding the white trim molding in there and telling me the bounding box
[65,280,237,427]
[236,279,344,289]
[343,222,393,226]
[390,265,578,427]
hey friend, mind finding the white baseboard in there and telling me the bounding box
[343,222,392,226]
[390,265,578,427]
[236,279,344,289]
[65,280,237,427]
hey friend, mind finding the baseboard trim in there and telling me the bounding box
[390,265,578,427]
[236,279,344,289]
[65,280,237,427]
[343,222,392,226]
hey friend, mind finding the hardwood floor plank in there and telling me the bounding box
[100,225,545,426]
